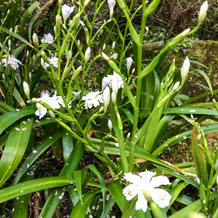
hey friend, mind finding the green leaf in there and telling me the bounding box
[0,118,33,187]
[0,176,73,203]
[121,108,134,124]
[163,107,218,116]
[191,124,208,186]
[168,200,202,218]
[12,132,62,184]
[39,143,84,218]
[0,106,35,134]
[73,170,82,202]
[69,191,99,218]
[167,182,189,211]
[85,165,106,213]
[62,131,74,162]
[12,194,29,218]
[107,182,125,212]
[1,27,34,48]
[20,2,40,26]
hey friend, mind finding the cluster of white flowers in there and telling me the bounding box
[1,55,22,70]
[102,71,124,90]
[41,33,54,44]
[41,57,59,69]
[33,91,65,119]
[82,72,124,110]
[82,91,103,110]
[123,171,171,212]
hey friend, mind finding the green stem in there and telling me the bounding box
[114,103,128,173]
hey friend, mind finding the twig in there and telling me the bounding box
[35,0,57,18]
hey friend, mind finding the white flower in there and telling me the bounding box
[49,57,59,68]
[123,171,171,212]
[61,4,74,23]
[198,1,208,25]
[107,0,116,18]
[35,103,47,119]
[102,71,124,91]
[181,57,190,82]
[103,86,110,112]
[2,55,22,70]
[82,91,103,109]
[41,58,49,69]
[34,91,66,119]
[41,33,54,44]
[173,81,180,90]
[126,57,133,73]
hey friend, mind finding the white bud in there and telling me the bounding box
[78,40,80,46]
[29,72,32,80]
[173,81,180,90]
[181,28,190,37]
[8,39,11,48]
[102,43,106,50]
[48,110,55,118]
[85,47,91,63]
[126,57,133,73]
[61,4,74,23]
[131,68,135,74]
[127,132,131,139]
[107,0,116,19]
[32,33,38,46]
[181,57,190,82]
[108,119,112,131]
[198,1,208,25]
[103,86,110,112]
[111,92,116,104]
[84,0,90,7]
[23,81,30,99]
[101,52,110,61]
[76,66,82,71]
[112,41,116,50]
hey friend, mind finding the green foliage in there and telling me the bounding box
[0,0,217,217]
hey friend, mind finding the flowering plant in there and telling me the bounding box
[0,0,217,217]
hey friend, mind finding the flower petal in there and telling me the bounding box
[135,192,148,212]
[150,175,171,188]
[138,171,156,184]
[123,172,142,184]
[123,184,139,201]
[150,188,171,208]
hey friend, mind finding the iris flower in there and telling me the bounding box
[123,171,171,212]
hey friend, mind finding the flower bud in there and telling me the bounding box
[23,81,30,99]
[48,110,56,118]
[108,119,112,131]
[107,0,116,19]
[198,1,208,25]
[8,39,11,48]
[127,132,131,139]
[85,47,91,63]
[56,15,62,25]
[173,81,180,90]
[102,52,110,61]
[84,0,91,7]
[126,57,133,73]
[102,43,106,50]
[61,4,74,23]
[111,91,116,104]
[103,86,110,112]
[181,57,190,82]
[32,33,39,46]
[112,41,116,50]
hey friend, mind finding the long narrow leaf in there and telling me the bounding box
[0,176,73,203]
[0,118,33,187]
[0,106,35,134]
